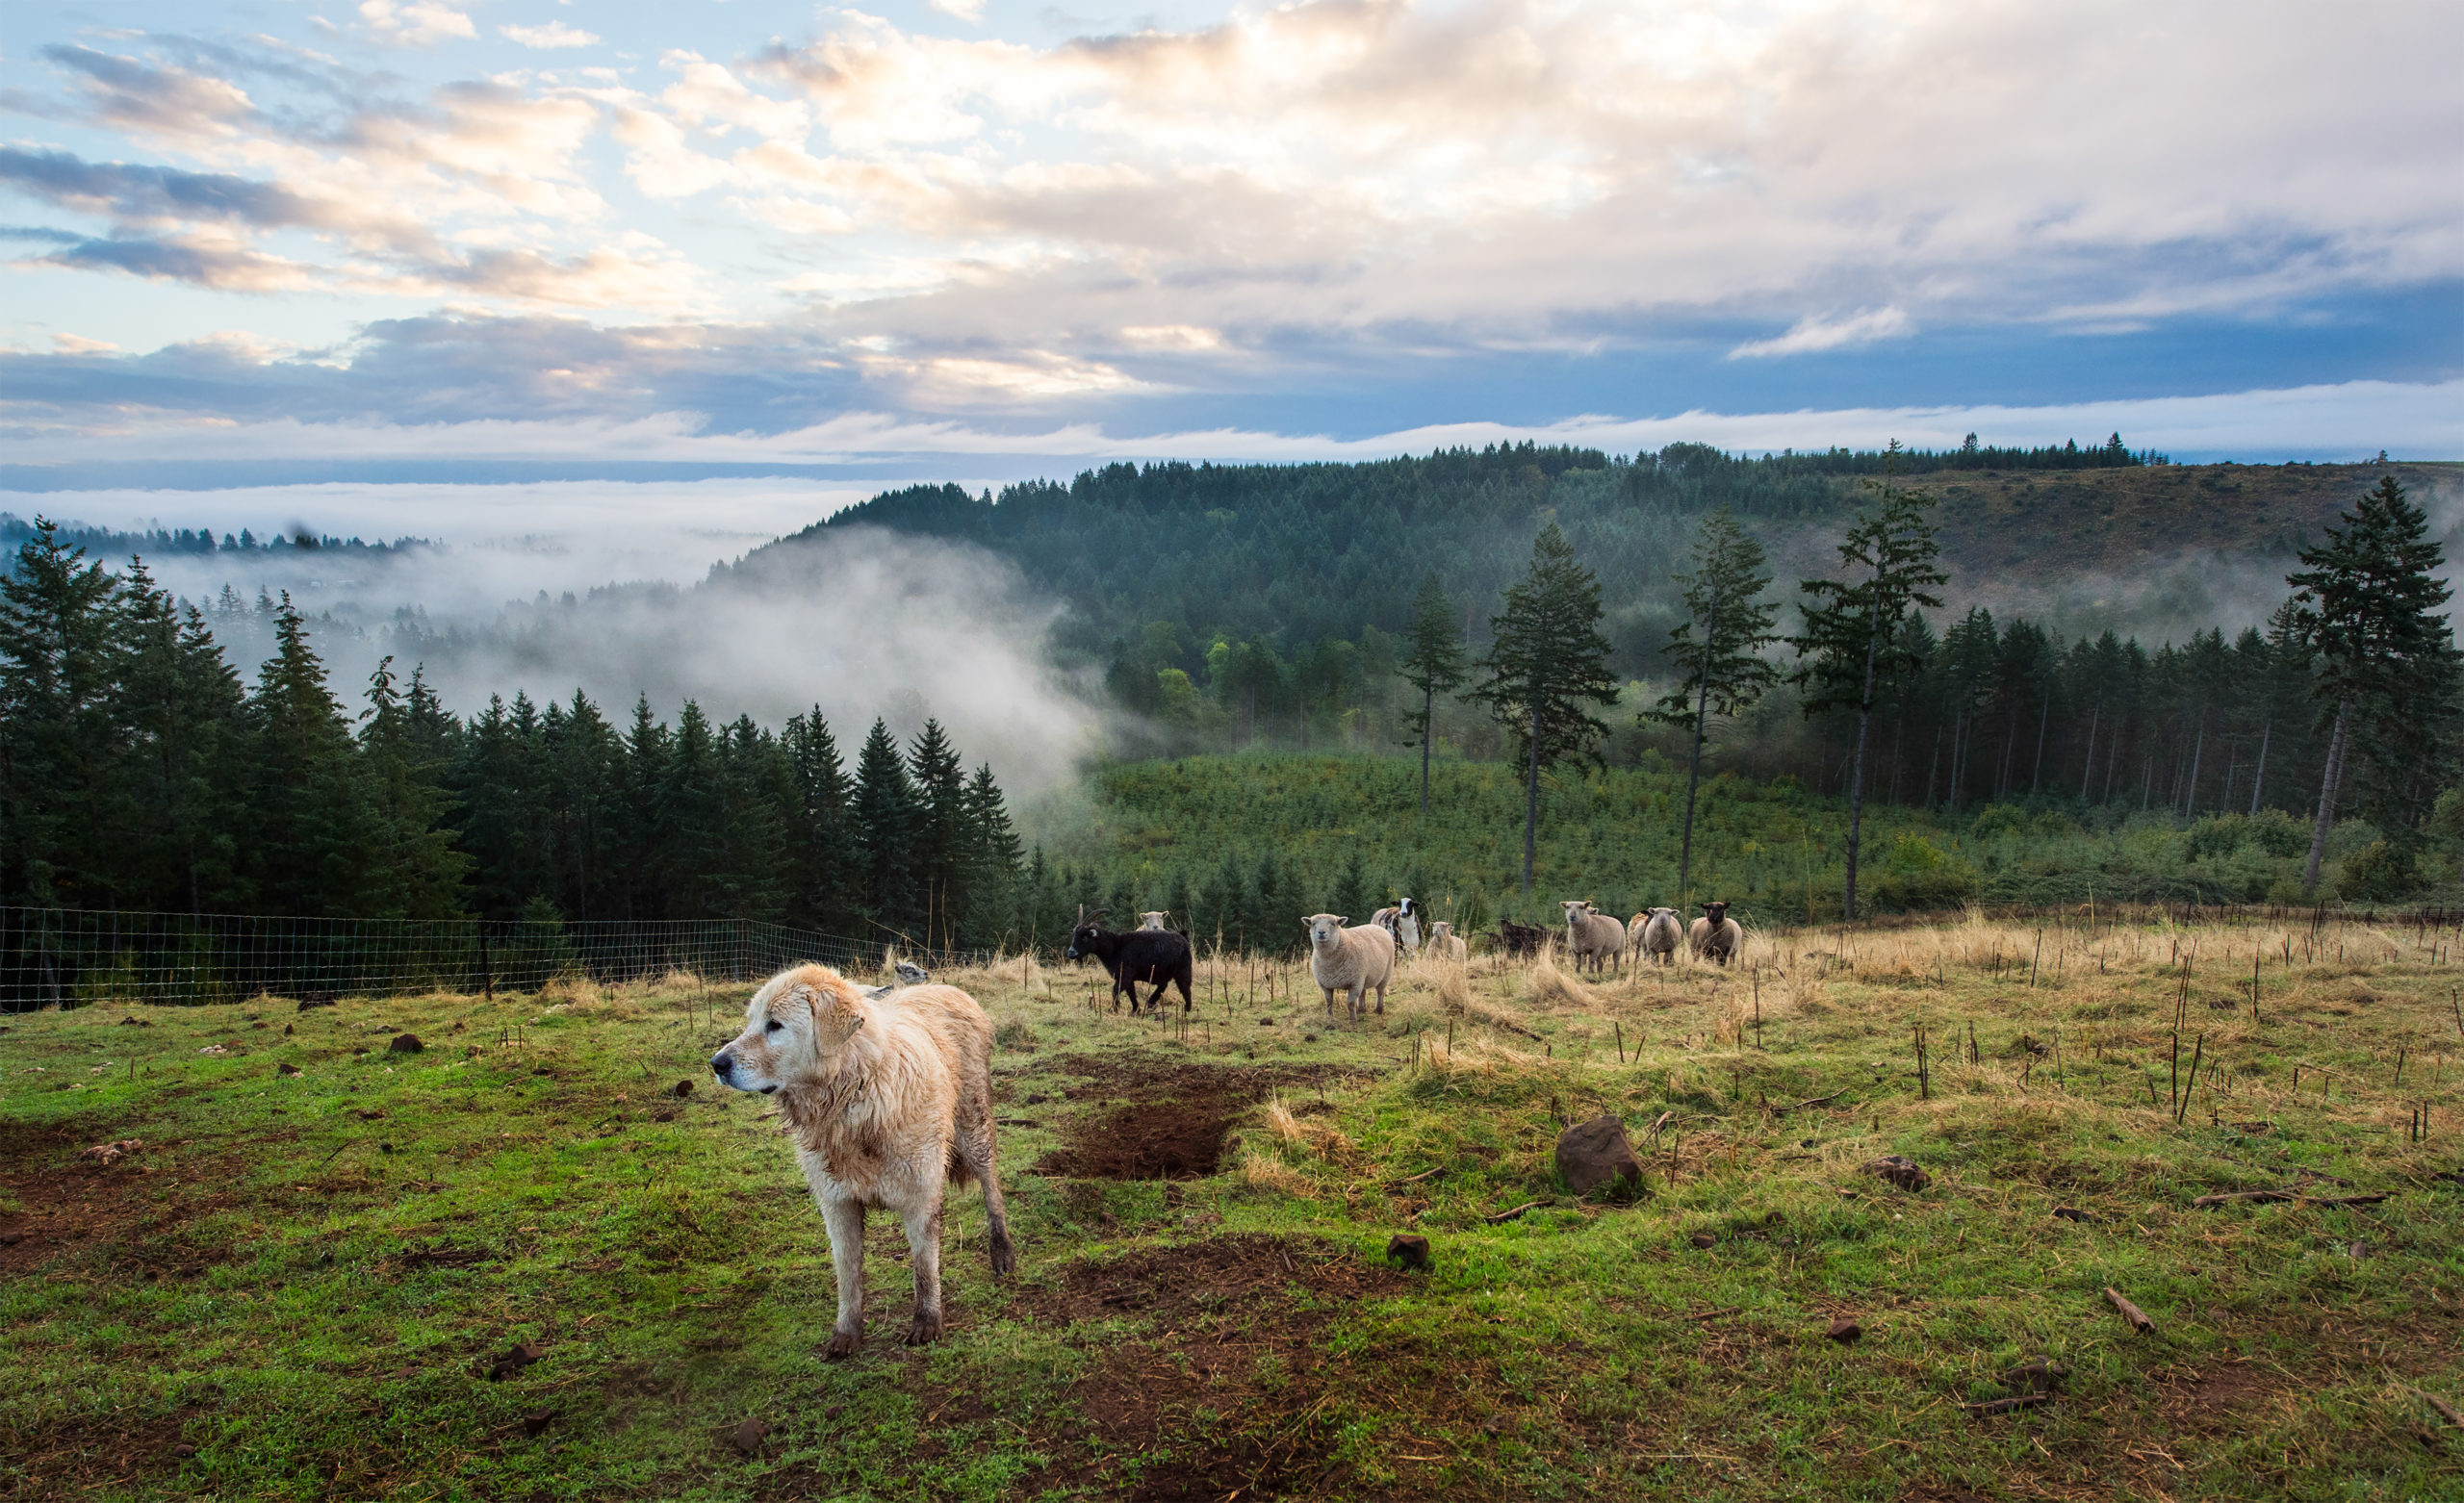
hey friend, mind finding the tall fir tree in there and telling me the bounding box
[852,718,919,936]
[245,596,377,915]
[0,518,125,905]
[1398,573,1468,816]
[2287,473,2460,885]
[116,562,249,912]
[1467,522,1621,892]
[1646,507,1781,907]
[961,762,1023,947]
[357,656,470,919]
[783,708,860,932]
[1791,460,1947,920]
[906,719,969,949]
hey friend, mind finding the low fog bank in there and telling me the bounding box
[13,478,1100,798]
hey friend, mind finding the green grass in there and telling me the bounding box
[5,917,2463,1500]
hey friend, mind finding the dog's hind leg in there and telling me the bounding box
[822,1196,867,1360]
[900,1197,946,1346]
[959,1124,1017,1278]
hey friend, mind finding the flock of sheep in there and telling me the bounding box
[1298,896,1745,1021]
[1069,896,1747,1022]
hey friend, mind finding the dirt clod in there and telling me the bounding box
[487,1341,544,1381]
[1861,1154,1931,1192]
[729,1418,768,1453]
[1827,1316,1862,1342]
[387,1033,424,1054]
[78,1139,141,1166]
[521,1408,555,1438]
[1689,1233,1717,1249]
[673,1079,694,1098]
[1385,1233,1432,1270]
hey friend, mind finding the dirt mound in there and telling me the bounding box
[1025,1054,1333,1181]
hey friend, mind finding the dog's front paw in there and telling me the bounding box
[903,1310,944,1346]
[823,1329,861,1361]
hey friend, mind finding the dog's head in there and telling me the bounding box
[1303,913,1348,948]
[710,964,869,1095]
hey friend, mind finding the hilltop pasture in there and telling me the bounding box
[5,911,2463,1500]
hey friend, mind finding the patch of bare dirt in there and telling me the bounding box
[1002,1235,1490,1501]
[0,1406,203,1497]
[0,1118,234,1279]
[1024,1054,1334,1182]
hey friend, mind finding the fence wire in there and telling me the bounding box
[0,907,999,1010]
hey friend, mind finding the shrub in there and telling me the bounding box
[2185,814,2246,860]
[2332,840,2412,902]
[2248,808,2305,857]
[1969,804,2028,839]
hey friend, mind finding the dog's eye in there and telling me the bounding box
[764,1019,783,1033]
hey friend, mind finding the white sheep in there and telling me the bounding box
[1560,900,1627,976]
[1304,912,1395,1021]
[1629,907,1681,966]
[1688,901,1742,966]
[1138,911,1171,931]
[1424,921,1469,962]
[1370,897,1422,955]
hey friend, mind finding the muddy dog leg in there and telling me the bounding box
[822,1196,867,1359]
[900,1197,946,1345]
[958,1123,1017,1278]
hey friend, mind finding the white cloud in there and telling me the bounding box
[924,0,988,22]
[501,22,602,50]
[358,1,477,47]
[1728,306,1914,360]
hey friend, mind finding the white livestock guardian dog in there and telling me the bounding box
[710,963,1015,1357]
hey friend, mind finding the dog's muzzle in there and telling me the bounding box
[710,1051,734,1084]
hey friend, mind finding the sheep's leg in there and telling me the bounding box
[821,1197,867,1359]
[1348,981,1366,1022]
[1373,978,1386,1015]
[899,1194,946,1346]
[956,1116,1015,1278]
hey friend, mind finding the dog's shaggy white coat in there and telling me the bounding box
[711,964,1014,1357]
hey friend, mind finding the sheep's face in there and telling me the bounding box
[1429,922,1453,940]
[1560,900,1594,927]
[1303,913,1348,949]
[1651,907,1678,921]
[1702,901,1731,927]
[1396,897,1417,919]
[1138,911,1169,930]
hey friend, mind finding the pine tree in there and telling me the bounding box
[357,656,470,919]
[115,562,249,912]
[1329,850,1372,924]
[961,763,1023,947]
[853,718,918,936]
[2288,473,2460,885]
[245,595,377,915]
[784,708,859,931]
[0,518,125,904]
[1398,573,1468,815]
[1791,463,1947,920]
[906,720,969,950]
[1646,507,1780,906]
[662,701,724,919]
[612,696,672,920]
[1467,523,1621,892]
[1164,867,1195,935]
[544,690,619,921]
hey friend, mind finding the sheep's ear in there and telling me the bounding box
[1333,915,1348,927]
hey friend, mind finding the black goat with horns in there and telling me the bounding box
[1063,905,1195,1013]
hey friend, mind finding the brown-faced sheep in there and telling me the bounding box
[1304,912,1395,1021]
[1629,907,1682,966]
[1424,920,1469,962]
[1688,901,1742,965]
[1560,900,1628,975]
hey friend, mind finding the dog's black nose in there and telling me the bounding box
[710,1052,733,1081]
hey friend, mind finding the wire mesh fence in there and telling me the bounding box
[0,907,1000,1011]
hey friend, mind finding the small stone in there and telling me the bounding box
[1554,1113,1644,1197]
[1689,1232,1717,1249]
[388,1033,424,1054]
[729,1418,769,1454]
[1861,1154,1931,1192]
[276,1062,301,1077]
[522,1408,555,1438]
[673,1079,695,1099]
[2052,1205,2097,1223]
[1826,1316,1862,1343]
[170,1443,196,1459]
[1385,1234,1432,1271]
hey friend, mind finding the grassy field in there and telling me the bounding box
[6,913,2464,1501]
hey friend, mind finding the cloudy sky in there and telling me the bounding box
[4,0,2460,499]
